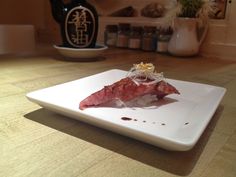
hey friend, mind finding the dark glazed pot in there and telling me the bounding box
[49,0,98,48]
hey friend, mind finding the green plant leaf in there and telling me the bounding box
[178,0,205,18]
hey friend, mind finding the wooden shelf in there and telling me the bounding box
[99,16,164,26]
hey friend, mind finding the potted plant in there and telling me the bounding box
[167,0,212,56]
[177,0,208,18]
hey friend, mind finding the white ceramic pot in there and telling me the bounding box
[168,17,208,57]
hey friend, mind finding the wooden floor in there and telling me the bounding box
[1,46,236,177]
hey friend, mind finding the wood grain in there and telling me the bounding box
[1,46,236,177]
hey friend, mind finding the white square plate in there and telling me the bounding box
[26,69,226,151]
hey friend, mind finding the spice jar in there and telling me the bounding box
[116,23,130,48]
[157,27,173,53]
[128,26,143,49]
[141,26,157,51]
[104,25,118,47]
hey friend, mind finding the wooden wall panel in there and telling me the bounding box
[0,0,45,28]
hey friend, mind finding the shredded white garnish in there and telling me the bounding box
[127,62,164,85]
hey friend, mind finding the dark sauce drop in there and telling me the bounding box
[184,122,189,125]
[121,117,132,121]
[161,123,166,126]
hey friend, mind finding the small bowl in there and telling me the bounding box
[53,44,108,60]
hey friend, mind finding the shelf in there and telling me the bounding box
[97,16,168,43]
[99,16,165,26]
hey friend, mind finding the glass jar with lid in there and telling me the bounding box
[157,27,173,53]
[141,26,157,51]
[104,25,118,47]
[128,26,143,49]
[116,23,131,48]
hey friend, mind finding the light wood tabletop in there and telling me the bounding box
[1,46,236,177]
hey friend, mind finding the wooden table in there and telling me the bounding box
[1,46,236,177]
